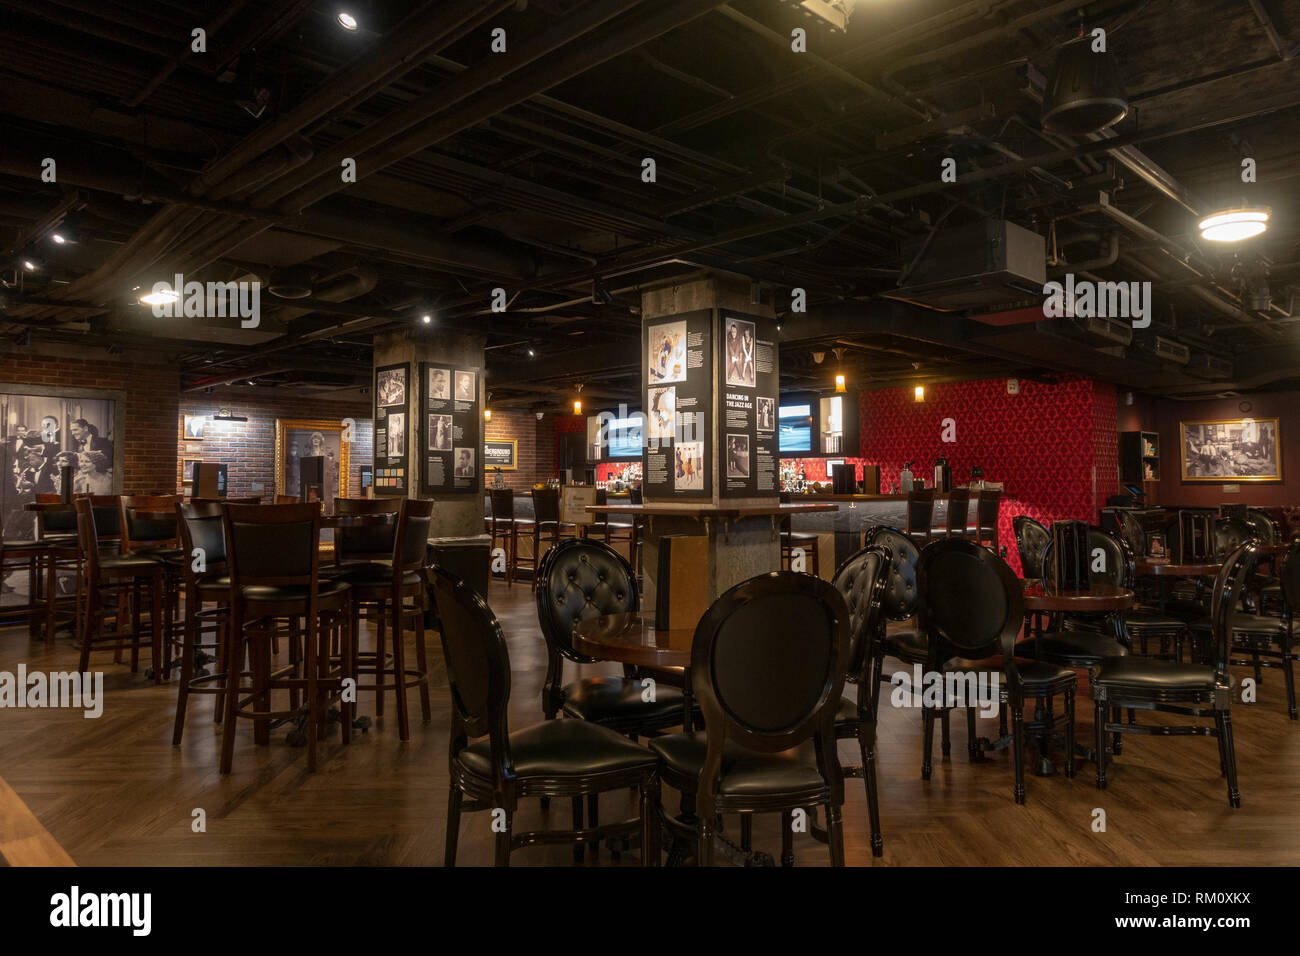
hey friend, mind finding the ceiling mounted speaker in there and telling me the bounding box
[266,266,313,299]
[1041,35,1128,136]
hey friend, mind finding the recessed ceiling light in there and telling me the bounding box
[21,259,36,271]
[337,11,358,31]
[1198,207,1270,242]
[139,289,180,306]
[421,313,432,324]
[51,233,67,245]
[527,349,535,357]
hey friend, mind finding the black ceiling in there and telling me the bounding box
[1,0,1298,407]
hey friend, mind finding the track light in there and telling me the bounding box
[1198,207,1270,243]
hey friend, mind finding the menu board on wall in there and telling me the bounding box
[373,362,409,495]
[643,310,712,499]
[719,310,779,497]
[420,362,481,494]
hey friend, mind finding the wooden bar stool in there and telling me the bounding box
[520,487,574,590]
[967,489,1002,551]
[904,488,934,548]
[930,487,971,539]
[333,498,434,740]
[33,495,81,645]
[171,501,233,744]
[488,488,524,586]
[778,492,820,575]
[74,498,166,681]
[219,502,354,774]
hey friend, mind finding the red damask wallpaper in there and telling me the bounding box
[859,376,1119,575]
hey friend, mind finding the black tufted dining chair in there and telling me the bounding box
[859,527,929,716]
[534,537,692,859]
[828,543,890,857]
[1013,515,1051,579]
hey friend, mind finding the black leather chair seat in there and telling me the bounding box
[952,655,1078,687]
[459,718,657,779]
[136,546,184,562]
[1019,631,1129,665]
[1188,610,1285,637]
[1093,658,1218,693]
[240,580,350,603]
[99,554,166,572]
[330,567,423,589]
[196,574,232,594]
[2,538,51,551]
[1125,612,1187,632]
[785,531,818,544]
[882,629,929,664]
[648,733,823,797]
[561,676,688,726]
[322,560,390,578]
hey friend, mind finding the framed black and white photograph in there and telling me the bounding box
[183,415,206,440]
[429,413,452,451]
[274,419,348,508]
[1179,417,1281,482]
[724,317,755,388]
[182,458,200,484]
[454,370,476,402]
[757,396,775,432]
[387,412,406,458]
[725,433,750,478]
[454,446,475,478]
[428,366,451,401]
[377,367,406,407]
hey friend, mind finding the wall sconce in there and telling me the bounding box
[914,385,925,402]
[573,399,582,415]
[483,408,492,422]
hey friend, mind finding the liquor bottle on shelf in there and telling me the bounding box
[900,461,914,493]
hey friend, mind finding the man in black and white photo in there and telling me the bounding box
[429,367,450,401]
[454,446,474,478]
[455,370,475,402]
[70,418,113,462]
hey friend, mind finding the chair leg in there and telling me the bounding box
[389,598,411,741]
[1218,708,1241,808]
[586,793,599,857]
[415,599,431,722]
[921,703,935,780]
[1063,688,1076,779]
[966,706,978,762]
[1281,637,1297,720]
[825,803,845,866]
[571,797,584,863]
[150,573,164,684]
[220,613,245,775]
[781,809,794,867]
[444,786,462,867]
[494,809,513,867]
[374,601,386,717]
[640,780,659,866]
[1011,704,1026,805]
[1094,699,1108,790]
[739,814,752,852]
[172,592,197,745]
[697,802,715,867]
[858,723,884,857]
[940,708,951,757]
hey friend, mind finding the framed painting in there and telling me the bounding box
[274,419,351,509]
[183,415,206,441]
[182,458,200,484]
[1179,418,1281,482]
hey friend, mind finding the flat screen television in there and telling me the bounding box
[605,414,644,459]
[778,403,813,453]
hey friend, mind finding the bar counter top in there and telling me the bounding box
[586,502,839,518]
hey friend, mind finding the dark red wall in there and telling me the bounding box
[859,375,1118,573]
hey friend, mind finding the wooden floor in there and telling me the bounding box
[0,578,1297,867]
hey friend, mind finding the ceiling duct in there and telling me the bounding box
[1187,353,1234,380]
[882,220,1046,312]
[1136,335,1191,365]
[1043,314,1133,347]
[1042,34,1129,136]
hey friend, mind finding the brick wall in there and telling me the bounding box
[0,349,179,494]
[178,390,372,499]
[485,409,558,491]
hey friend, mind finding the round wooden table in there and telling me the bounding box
[572,611,694,725]
[1022,581,1134,612]
[1135,558,1221,577]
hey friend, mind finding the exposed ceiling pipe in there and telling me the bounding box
[1048,233,1120,277]
[124,0,253,107]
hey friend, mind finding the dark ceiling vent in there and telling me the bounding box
[1042,35,1129,136]
[266,266,313,299]
[882,220,1046,312]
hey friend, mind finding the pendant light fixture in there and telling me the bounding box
[1041,33,1129,136]
[1198,207,1270,242]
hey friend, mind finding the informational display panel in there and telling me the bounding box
[420,362,481,494]
[718,310,779,497]
[643,310,712,499]
[373,362,409,495]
